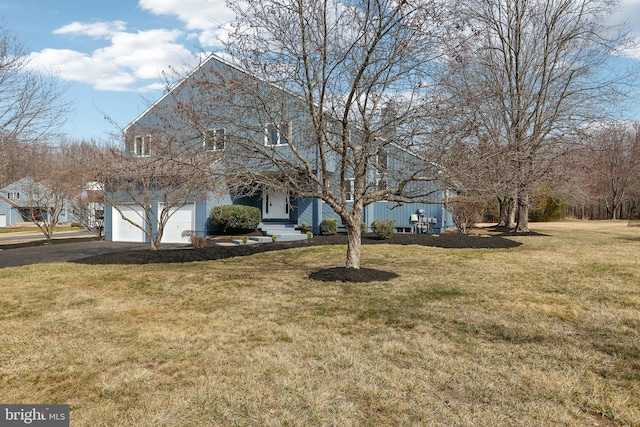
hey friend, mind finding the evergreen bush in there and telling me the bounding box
[320,218,338,235]
[209,205,261,232]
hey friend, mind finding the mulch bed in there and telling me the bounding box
[70,231,523,283]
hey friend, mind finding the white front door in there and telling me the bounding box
[262,189,289,219]
[0,214,6,228]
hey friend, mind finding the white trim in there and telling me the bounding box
[203,128,226,151]
[134,134,151,157]
[345,178,355,202]
[264,121,291,146]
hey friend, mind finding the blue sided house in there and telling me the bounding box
[0,177,76,227]
[103,54,454,244]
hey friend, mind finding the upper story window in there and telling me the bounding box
[203,128,227,151]
[7,192,19,200]
[133,134,151,157]
[345,178,355,202]
[264,121,291,146]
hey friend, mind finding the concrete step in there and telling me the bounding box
[258,222,308,242]
[268,233,308,242]
[231,238,262,245]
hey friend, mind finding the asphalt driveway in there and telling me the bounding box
[0,240,149,268]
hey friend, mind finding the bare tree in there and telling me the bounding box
[439,0,634,231]
[173,0,451,269]
[98,127,221,250]
[0,26,70,162]
[0,140,57,187]
[58,140,108,237]
[577,122,640,219]
[23,178,72,241]
[72,185,104,237]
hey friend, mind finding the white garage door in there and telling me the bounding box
[112,206,145,242]
[160,203,195,244]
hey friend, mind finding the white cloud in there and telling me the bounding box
[26,48,135,91]
[21,2,234,93]
[138,0,234,47]
[53,21,128,38]
[604,0,640,59]
[25,24,197,92]
[617,0,640,27]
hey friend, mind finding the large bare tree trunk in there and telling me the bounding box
[345,221,362,269]
[498,196,508,227]
[508,194,517,229]
[516,191,529,232]
[499,195,517,228]
[343,203,364,268]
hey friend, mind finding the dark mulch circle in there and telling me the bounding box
[309,266,399,283]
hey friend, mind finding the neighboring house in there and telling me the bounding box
[0,178,75,227]
[74,181,104,233]
[103,55,454,244]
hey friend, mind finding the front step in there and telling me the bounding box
[214,223,310,246]
[259,222,308,242]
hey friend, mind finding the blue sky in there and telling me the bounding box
[2,0,640,143]
[1,0,233,143]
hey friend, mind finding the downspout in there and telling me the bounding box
[441,189,449,233]
[313,142,322,235]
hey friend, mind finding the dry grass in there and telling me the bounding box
[0,225,78,235]
[0,220,639,426]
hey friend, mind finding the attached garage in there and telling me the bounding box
[159,203,195,244]
[111,206,146,242]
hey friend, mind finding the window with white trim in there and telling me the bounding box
[203,128,227,151]
[345,178,355,202]
[264,121,291,146]
[133,134,151,157]
[7,192,19,200]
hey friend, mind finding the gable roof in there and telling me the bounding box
[124,54,252,135]
[0,178,53,208]
[122,53,441,174]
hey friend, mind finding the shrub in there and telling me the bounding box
[210,205,261,233]
[320,218,338,235]
[306,231,313,239]
[182,230,207,248]
[446,199,485,234]
[191,235,206,248]
[361,222,368,233]
[371,219,395,239]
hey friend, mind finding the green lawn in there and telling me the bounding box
[1,221,638,426]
